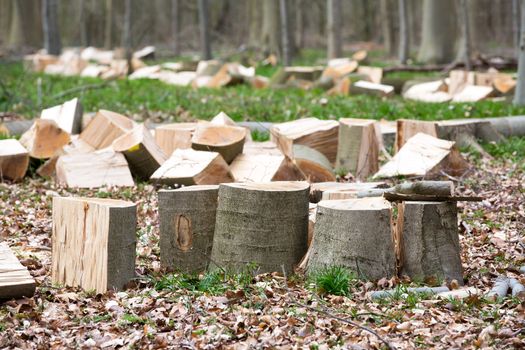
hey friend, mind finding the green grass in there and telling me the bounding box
[310,266,356,296]
[482,137,525,162]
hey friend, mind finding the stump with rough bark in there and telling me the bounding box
[210,182,310,273]
[159,185,219,273]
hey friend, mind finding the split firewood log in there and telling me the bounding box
[0,139,29,182]
[40,97,83,134]
[79,109,135,149]
[20,119,70,159]
[292,145,336,182]
[154,122,198,156]
[191,124,247,164]
[230,154,305,182]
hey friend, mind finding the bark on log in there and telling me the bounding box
[397,201,463,284]
[158,185,219,273]
[309,181,386,203]
[0,243,36,299]
[52,197,136,293]
[306,197,396,280]
[368,286,450,300]
[40,97,83,135]
[154,122,197,156]
[487,277,510,298]
[191,124,247,164]
[0,139,29,182]
[358,181,453,198]
[210,182,310,273]
[79,110,135,149]
[509,278,525,296]
[0,120,34,137]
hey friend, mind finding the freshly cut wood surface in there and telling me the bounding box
[36,136,95,178]
[230,154,305,182]
[306,197,396,280]
[210,111,237,126]
[40,97,83,134]
[243,141,283,156]
[52,197,136,293]
[351,80,394,97]
[20,119,71,159]
[150,149,234,186]
[112,125,167,180]
[270,118,339,164]
[154,122,197,156]
[0,243,36,299]
[56,150,134,188]
[403,80,451,102]
[0,139,29,182]
[448,70,475,95]
[191,124,246,164]
[158,185,219,273]
[374,133,468,178]
[357,66,383,84]
[451,85,493,102]
[292,145,336,183]
[80,110,135,149]
[210,181,310,273]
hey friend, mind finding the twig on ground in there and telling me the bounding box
[52,81,112,100]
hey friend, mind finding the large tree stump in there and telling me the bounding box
[52,197,136,292]
[158,185,219,273]
[0,243,36,299]
[397,201,463,284]
[79,110,135,149]
[20,119,70,159]
[210,182,310,273]
[40,97,83,134]
[0,139,29,182]
[306,197,396,280]
[191,124,247,164]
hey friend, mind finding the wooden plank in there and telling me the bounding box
[0,243,36,299]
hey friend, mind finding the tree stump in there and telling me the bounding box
[158,185,219,273]
[210,182,310,273]
[397,201,463,284]
[306,197,396,280]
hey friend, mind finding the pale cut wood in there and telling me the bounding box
[270,118,339,165]
[150,148,234,186]
[56,150,134,188]
[448,70,476,95]
[0,243,36,299]
[191,124,247,164]
[397,201,463,284]
[309,181,386,203]
[493,76,516,94]
[373,133,469,179]
[154,122,198,156]
[322,59,358,80]
[158,71,197,86]
[306,197,396,280]
[158,185,219,273]
[52,197,136,293]
[230,154,305,182]
[327,77,351,96]
[292,145,336,183]
[210,111,236,126]
[0,139,29,182]
[357,66,383,84]
[112,125,167,180]
[403,80,451,102]
[36,136,95,178]
[20,119,70,159]
[352,50,368,62]
[451,85,493,102]
[80,64,109,78]
[210,182,310,273]
[40,97,83,134]
[80,110,135,149]
[351,80,395,97]
[336,118,380,179]
[243,141,283,156]
[24,53,59,72]
[128,65,161,80]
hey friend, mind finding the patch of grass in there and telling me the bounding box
[251,129,270,141]
[310,266,356,296]
[120,313,148,325]
[482,137,525,163]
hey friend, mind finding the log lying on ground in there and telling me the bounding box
[397,201,463,284]
[403,80,451,103]
[351,80,395,97]
[509,278,525,296]
[56,150,134,188]
[112,125,167,180]
[79,110,135,149]
[307,197,396,280]
[292,145,336,182]
[230,154,305,182]
[191,124,247,164]
[373,133,469,179]
[487,277,510,298]
[451,85,494,103]
[357,181,453,198]
[357,66,383,84]
[322,59,358,80]
[20,119,71,159]
[0,243,36,299]
[309,181,386,203]
[150,149,234,186]
[270,66,324,86]
[368,286,450,300]
[0,139,29,182]
[270,118,339,165]
[154,122,197,156]
[0,119,34,137]
[210,182,310,273]
[40,97,83,134]
[52,197,136,293]
[336,119,380,179]
[159,185,219,273]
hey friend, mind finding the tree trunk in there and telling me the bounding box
[515,0,525,105]
[104,0,113,49]
[261,0,281,56]
[398,0,409,64]
[42,0,61,54]
[417,0,457,64]
[456,0,472,70]
[198,0,212,59]
[380,0,394,55]
[327,0,342,59]
[9,0,42,49]
[79,0,87,46]
[122,0,132,72]
[514,0,521,57]
[279,0,291,66]
[172,0,180,55]
[296,0,305,49]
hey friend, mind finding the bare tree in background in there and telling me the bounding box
[380,0,394,55]
[42,0,61,55]
[514,0,521,56]
[398,0,409,64]
[104,0,113,49]
[514,0,525,105]
[198,0,212,59]
[327,0,342,59]
[172,0,180,56]
[458,0,472,70]
[122,0,132,73]
[79,0,87,46]
[417,0,456,63]
[261,0,280,56]
[279,0,291,65]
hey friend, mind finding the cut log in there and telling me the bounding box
[36,136,95,178]
[158,185,219,273]
[210,182,310,273]
[493,77,516,94]
[0,243,36,299]
[128,65,161,80]
[270,66,324,86]
[397,201,463,284]
[448,70,476,95]
[373,133,469,179]
[322,59,358,80]
[210,111,237,126]
[112,125,167,180]
[403,80,452,103]
[19,119,71,159]
[79,110,135,149]
[352,50,368,62]
[0,119,34,137]
[351,80,395,97]
[357,66,383,84]
[40,97,83,134]
[384,193,482,202]
[150,149,234,186]
[309,181,386,203]
[230,154,305,182]
[509,278,525,297]
[292,145,336,182]
[368,286,450,300]
[306,197,396,280]
[195,59,223,77]
[24,53,59,72]
[154,122,197,156]
[243,141,283,156]
[270,118,339,165]
[52,197,136,293]
[358,181,454,198]
[451,85,493,102]
[56,150,134,188]
[0,139,29,182]
[336,119,380,179]
[191,124,246,164]
[326,77,351,96]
